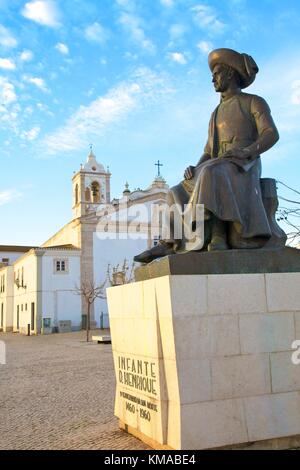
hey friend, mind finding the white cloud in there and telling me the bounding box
[161,0,173,6]
[119,13,155,53]
[0,189,22,206]
[21,0,61,28]
[0,97,21,137]
[0,58,16,70]
[169,24,187,41]
[20,126,41,141]
[0,77,19,135]
[24,105,34,115]
[41,67,173,155]
[55,42,69,55]
[169,52,187,65]
[124,51,138,60]
[85,22,108,44]
[197,40,213,54]
[291,80,300,105]
[192,4,226,34]
[0,25,17,48]
[115,0,134,7]
[0,76,17,104]
[37,102,46,110]
[20,50,34,61]
[24,76,49,92]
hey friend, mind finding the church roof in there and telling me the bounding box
[0,245,34,253]
[149,174,168,190]
[0,244,79,252]
[41,244,80,250]
[82,148,106,173]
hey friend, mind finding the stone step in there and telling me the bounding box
[92,335,111,344]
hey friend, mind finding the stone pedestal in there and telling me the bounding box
[107,268,300,450]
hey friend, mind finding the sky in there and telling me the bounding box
[0,0,300,245]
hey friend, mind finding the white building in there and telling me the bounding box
[0,246,35,332]
[0,264,14,332]
[0,149,168,334]
[0,246,81,334]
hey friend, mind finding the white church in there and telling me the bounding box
[0,148,168,334]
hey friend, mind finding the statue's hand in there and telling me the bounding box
[184,165,195,180]
[223,148,251,160]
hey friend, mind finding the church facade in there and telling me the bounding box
[0,149,168,334]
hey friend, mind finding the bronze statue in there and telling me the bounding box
[134,48,285,264]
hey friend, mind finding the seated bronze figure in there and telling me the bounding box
[134,48,286,264]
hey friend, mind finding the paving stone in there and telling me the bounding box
[0,330,149,450]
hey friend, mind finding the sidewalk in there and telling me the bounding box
[0,330,149,450]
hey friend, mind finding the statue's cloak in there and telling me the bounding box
[166,93,279,248]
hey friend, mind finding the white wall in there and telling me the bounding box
[93,234,148,328]
[13,249,82,334]
[42,251,81,330]
[0,266,14,331]
[13,252,38,334]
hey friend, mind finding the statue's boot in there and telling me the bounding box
[207,218,229,251]
[134,240,175,264]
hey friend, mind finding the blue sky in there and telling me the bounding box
[0,0,300,245]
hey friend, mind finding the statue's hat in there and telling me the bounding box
[208,48,259,89]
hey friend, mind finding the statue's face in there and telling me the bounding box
[212,64,232,92]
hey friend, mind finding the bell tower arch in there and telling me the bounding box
[72,146,111,219]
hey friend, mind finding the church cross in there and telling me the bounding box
[155,160,163,177]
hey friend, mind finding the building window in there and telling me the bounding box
[54,259,69,274]
[91,181,100,203]
[0,275,5,293]
[25,304,27,311]
[75,184,79,205]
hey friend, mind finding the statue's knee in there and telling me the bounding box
[201,165,218,180]
[201,166,211,178]
[202,161,228,181]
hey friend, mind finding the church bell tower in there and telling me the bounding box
[72,146,111,219]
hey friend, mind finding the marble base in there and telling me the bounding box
[119,421,300,450]
[107,272,300,450]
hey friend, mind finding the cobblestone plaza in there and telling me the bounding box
[0,331,149,450]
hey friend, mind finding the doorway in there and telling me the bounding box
[17,305,19,330]
[31,302,35,331]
